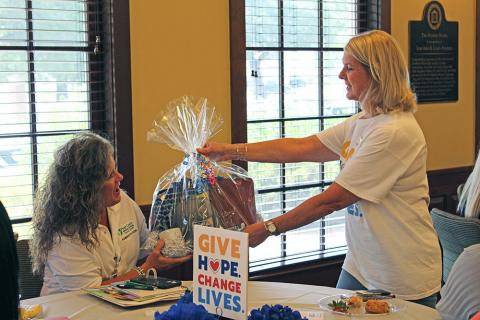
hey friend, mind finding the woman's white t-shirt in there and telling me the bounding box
[317,111,441,300]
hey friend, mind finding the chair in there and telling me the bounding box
[430,208,480,283]
[16,239,43,299]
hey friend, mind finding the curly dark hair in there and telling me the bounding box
[30,132,113,274]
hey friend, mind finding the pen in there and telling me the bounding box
[116,282,155,290]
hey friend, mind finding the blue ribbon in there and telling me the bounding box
[154,292,308,320]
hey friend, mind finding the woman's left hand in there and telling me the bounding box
[244,222,269,248]
[143,239,192,271]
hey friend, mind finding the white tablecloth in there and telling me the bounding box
[21,281,441,320]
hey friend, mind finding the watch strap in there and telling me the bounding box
[264,220,279,236]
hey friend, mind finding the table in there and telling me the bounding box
[21,281,441,319]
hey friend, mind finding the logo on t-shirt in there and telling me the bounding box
[117,221,137,240]
[340,141,355,161]
[347,203,363,217]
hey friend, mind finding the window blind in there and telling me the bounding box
[0,0,107,231]
[231,0,381,269]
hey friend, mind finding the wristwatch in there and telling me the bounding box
[264,220,280,236]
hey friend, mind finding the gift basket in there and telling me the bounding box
[145,96,260,257]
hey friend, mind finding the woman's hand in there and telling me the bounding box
[196,141,234,162]
[142,239,192,271]
[243,222,270,248]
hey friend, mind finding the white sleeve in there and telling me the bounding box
[317,116,353,155]
[44,237,102,292]
[335,127,423,203]
[128,195,150,260]
[121,190,149,247]
[133,200,149,246]
[436,244,480,320]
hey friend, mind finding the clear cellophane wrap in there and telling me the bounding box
[145,96,260,257]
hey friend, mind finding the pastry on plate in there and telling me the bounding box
[365,300,390,314]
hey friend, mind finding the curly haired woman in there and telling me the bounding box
[31,133,191,295]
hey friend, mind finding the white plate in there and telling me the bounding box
[318,294,406,317]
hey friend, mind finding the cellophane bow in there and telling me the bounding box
[145,96,260,257]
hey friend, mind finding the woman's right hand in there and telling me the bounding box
[142,239,192,272]
[243,222,269,248]
[196,141,234,162]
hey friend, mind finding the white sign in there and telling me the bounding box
[193,225,248,320]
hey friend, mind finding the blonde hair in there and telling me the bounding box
[345,30,417,115]
[458,154,480,219]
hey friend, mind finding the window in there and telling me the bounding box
[230,0,382,270]
[0,0,133,237]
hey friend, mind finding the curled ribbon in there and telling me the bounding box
[195,153,217,186]
[183,153,217,186]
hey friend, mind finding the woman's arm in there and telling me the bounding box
[102,239,191,285]
[44,236,190,290]
[197,135,339,163]
[101,269,147,285]
[245,182,360,247]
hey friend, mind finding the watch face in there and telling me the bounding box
[268,222,276,233]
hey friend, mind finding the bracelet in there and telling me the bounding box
[133,266,146,277]
[234,143,247,160]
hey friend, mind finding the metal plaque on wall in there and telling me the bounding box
[409,1,458,103]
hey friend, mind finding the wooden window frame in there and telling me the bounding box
[229,0,390,271]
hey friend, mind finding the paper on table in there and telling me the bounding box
[84,284,187,308]
[113,284,185,299]
[299,310,324,320]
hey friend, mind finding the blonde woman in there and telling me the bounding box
[198,30,441,307]
[457,154,480,218]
